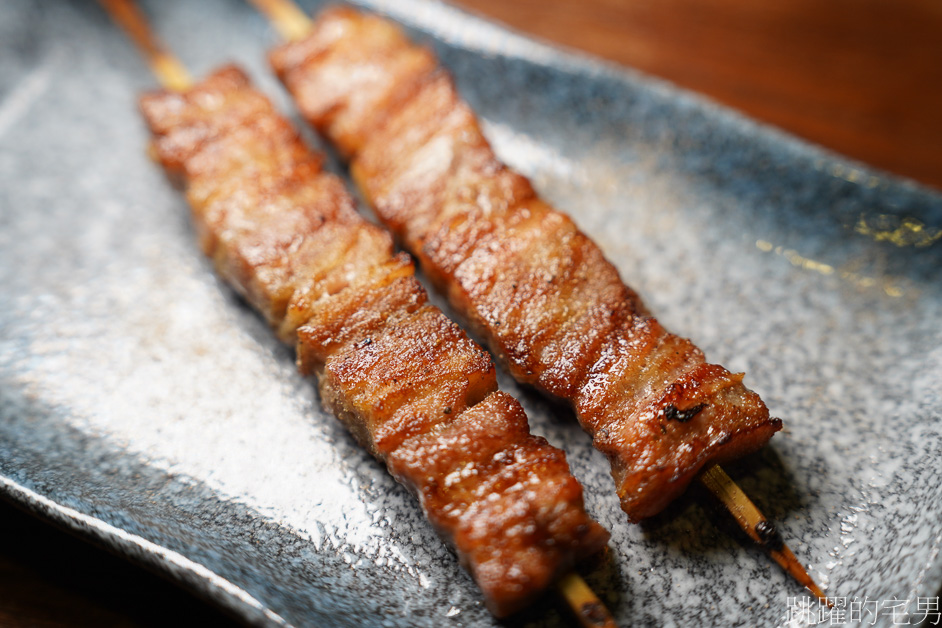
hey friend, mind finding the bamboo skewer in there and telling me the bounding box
[98,1,619,624]
[557,572,618,628]
[99,0,191,91]
[247,0,832,608]
[700,464,830,606]
[247,0,311,41]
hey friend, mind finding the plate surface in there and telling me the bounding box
[1,1,941,626]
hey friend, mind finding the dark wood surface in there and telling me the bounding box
[456,0,942,190]
[0,498,239,627]
[3,1,940,626]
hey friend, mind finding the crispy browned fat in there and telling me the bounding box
[139,66,608,617]
[269,7,783,522]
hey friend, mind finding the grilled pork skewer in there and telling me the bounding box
[255,1,828,602]
[100,0,616,621]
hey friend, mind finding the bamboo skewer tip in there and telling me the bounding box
[248,0,311,41]
[557,572,619,628]
[99,0,192,91]
[699,464,832,607]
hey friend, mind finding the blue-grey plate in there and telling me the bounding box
[1,1,940,626]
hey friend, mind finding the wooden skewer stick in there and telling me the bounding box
[99,0,619,624]
[557,572,618,628]
[700,464,831,606]
[248,0,831,610]
[248,0,311,42]
[99,0,192,91]
[247,0,311,41]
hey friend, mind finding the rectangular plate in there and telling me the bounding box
[1,0,940,625]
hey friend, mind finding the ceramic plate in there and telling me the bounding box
[1,0,940,626]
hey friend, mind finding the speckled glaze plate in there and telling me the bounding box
[1,1,940,626]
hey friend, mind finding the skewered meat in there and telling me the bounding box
[269,7,783,522]
[139,65,609,616]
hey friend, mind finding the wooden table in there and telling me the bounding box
[3,1,940,625]
[457,0,942,191]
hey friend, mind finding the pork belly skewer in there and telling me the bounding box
[252,1,829,603]
[99,1,616,623]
